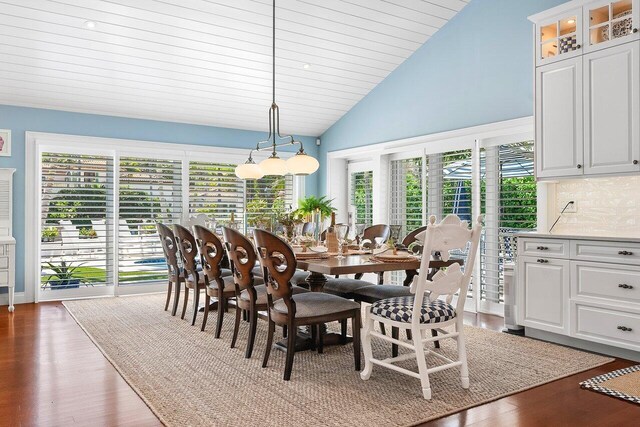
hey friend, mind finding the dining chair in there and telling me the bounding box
[156,223,184,316]
[192,225,237,336]
[354,224,391,283]
[254,229,361,381]
[360,215,482,400]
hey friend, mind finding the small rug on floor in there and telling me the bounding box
[64,294,613,427]
[580,364,640,405]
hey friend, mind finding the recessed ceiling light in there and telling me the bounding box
[303,63,310,69]
[84,20,96,29]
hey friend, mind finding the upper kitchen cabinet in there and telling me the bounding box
[584,0,639,52]
[536,8,584,66]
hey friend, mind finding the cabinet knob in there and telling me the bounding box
[634,28,638,33]
[618,284,634,289]
[536,259,548,263]
[576,44,582,49]
[634,160,639,165]
[536,246,548,250]
[617,326,633,332]
[576,164,582,169]
[618,250,634,256]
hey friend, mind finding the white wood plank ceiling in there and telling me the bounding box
[0,0,468,136]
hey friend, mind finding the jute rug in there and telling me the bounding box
[580,364,640,405]
[64,294,612,426]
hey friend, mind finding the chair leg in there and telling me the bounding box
[246,305,258,358]
[262,318,275,368]
[172,282,181,316]
[215,294,225,339]
[201,294,210,331]
[317,324,324,354]
[352,312,361,371]
[164,281,172,311]
[457,320,469,389]
[432,329,440,349]
[231,305,241,348]
[377,272,383,285]
[282,325,287,338]
[340,319,347,344]
[360,312,374,380]
[406,329,412,340]
[283,321,296,381]
[181,286,189,320]
[191,286,200,326]
[391,327,399,358]
[413,327,432,400]
[354,272,363,280]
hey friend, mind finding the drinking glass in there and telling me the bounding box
[335,224,349,259]
[354,223,366,249]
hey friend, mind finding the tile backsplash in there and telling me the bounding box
[553,176,640,237]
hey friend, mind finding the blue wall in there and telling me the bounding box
[318,0,566,193]
[0,105,318,294]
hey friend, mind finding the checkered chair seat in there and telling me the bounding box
[370,297,456,324]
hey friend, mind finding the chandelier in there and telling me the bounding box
[235,0,319,179]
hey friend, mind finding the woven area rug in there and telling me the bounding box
[580,365,640,405]
[64,294,612,427]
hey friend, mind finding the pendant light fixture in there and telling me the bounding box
[235,0,319,179]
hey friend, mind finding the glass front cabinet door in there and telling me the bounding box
[537,8,583,65]
[584,0,639,51]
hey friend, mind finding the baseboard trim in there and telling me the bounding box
[0,291,27,308]
[525,327,640,362]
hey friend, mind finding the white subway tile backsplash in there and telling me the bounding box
[553,176,640,237]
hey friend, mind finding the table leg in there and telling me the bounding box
[8,286,14,312]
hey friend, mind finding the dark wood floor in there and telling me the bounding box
[1,302,637,426]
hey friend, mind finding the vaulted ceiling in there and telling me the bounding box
[0,0,468,136]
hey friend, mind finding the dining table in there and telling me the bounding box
[276,251,464,351]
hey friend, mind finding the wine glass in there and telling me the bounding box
[335,224,349,259]
[354,223,366,250]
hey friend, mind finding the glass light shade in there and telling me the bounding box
[259,156,288,176]
[286,152,319,175]
[235,162,264,179]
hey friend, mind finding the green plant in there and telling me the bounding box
[296,196,336,218]
[41,227,59,241]
[246,199,271,228]
[79,227,98,239]
[278,210,304,238]
[43,260,86,285]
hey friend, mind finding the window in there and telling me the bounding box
[350,170,373,227]
[390,157,424,237]
[481,141,536,303]
[245,175,294,230]
[189,161,244,228]
[428,149,473,222]
[118,156,183,285]
[40,152,114,289]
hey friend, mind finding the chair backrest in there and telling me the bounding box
[402,225,428,254]
[411,215,483,319]
[363,224,391,243]
[192,225,225,286]
[253,229,296,311]
[173,224,200,283]
[156,223,180,277]
[221,226,258,292]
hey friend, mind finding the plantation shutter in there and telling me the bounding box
[40,152,114,288]
[481,141,536,303]
[245,175,294,231]
[350,170,374,227]
[390,157,425,237]
[189,161,244,227]
[118,156,182,285]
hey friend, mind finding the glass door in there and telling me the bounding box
[585,0,638,51]
[537,8,582,64]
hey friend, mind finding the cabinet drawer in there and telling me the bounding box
[572,261,640,307]
[519,238,569,258]
[572,302,640,351]
[571,240,640,266]
[0,271,7,286]
[0,256,7,270]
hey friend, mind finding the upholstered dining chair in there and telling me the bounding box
[254,229,361,381]
[191,225,237,337]
[156,223,184,316]
[360,215,482,400]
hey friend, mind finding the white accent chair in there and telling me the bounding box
[360,214,483,400]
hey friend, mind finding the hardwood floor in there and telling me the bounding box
[1,301,637,426]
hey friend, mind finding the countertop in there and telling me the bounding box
[514,232,640,244]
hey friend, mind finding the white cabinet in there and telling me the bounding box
[536,7,584,65]
[0,169,15,312]
[536,58,584,178]
[584,0,640,52]
[517,235,640,355]
[584,42,640,174]
[518,255,570,334]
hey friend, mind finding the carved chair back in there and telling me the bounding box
[253,229,296,313]
[157,223,180,278]
[192,225,225,287]
[173,224,201,285]
[363,224,391,245]
[402,225,428,254]
[411,215,483,319]
[222,226,258,292]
